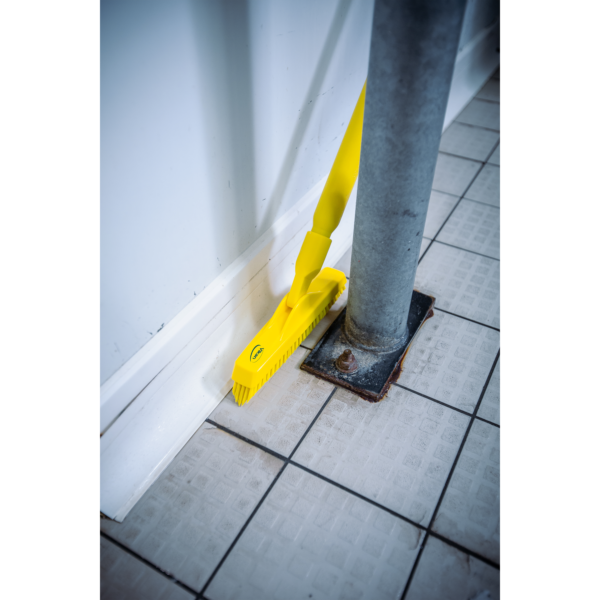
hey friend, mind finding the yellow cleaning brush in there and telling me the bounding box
[232,81,367,405]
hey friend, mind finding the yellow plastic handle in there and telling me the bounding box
[287,80,366,308]
[312,80,367,238]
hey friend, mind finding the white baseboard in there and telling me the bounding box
[443,18,500,130]
[100,176,357,521]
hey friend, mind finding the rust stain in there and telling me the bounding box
[302,304,435,403]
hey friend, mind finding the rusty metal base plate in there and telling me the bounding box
[301,290,435,402]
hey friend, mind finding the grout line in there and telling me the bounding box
[444,120,500,135]
[473,96,500,106]
[399,349,501,599]
[433,306,500,332]
[199,387,338,596]
[299,343,313,351]
[460,196,500,210]
[205,419,288,461]
[198,461,288,598]
[454,119,499,134]
[101,531,199,597]
[419,160,486,264]
[392,383,499,429]
[432,238,500,262]
[438,150,484,163]
[289,387,338,459]
[483,138,500,164]
[430,530,499,569]
[289,458,424,530]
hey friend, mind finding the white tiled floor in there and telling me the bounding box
[465,165,500,207]
[488,144,500,166]
[101,74,500,600]
[432,153,481,197]
[477,360,500,425]
[436,199,500,259]
[455,99,500,131]
[439,123,499,162]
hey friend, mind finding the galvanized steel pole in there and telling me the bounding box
[344,0,467,351]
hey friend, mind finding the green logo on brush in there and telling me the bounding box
[250,345,265,363]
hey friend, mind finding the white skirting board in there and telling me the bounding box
[100,24,500,521]
[101,175,357,521]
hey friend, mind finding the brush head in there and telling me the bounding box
[231,267,346,406]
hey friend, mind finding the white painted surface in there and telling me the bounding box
[100,0,500,520]
[101,0,374,385]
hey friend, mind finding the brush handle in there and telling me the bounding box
[287,80,366,308]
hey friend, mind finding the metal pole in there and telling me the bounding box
[345,0,467,351]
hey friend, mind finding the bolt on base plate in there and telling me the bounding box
[301,290,435,402]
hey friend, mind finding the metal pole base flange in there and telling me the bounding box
[301,290,435,402]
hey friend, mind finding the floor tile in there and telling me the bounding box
[432,153,481,197]
[423,191,461,239]
[437,199,500,260]
[205,464,423,600]
[487,144,500,166]
[404,536,499,600]
[439,123,499,162]
[432,420,500,563]
[101,536,194,600]
[476,79,500,103]
[101,424,283,592]
[415,242,500,329]
[456,99,500,131]
[294,386,469,526]
[477,359,500,425]
[465,164,500,207]
[400,311,499,413]
[210,348,334,456]
[420,237,431,258]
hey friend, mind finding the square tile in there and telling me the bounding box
[400,311,499,413]
[101,424,283,592]
[432,420,500,563]
[206,465,423,600]
[210,348,334,456]
[415,242,500,329]
[465,164,500,207]
[432,153,481,197]
[456,99,500,131]
[439,123,499,162]
[476,79,500,103]
[294,386,469,526]
[423,191,461,239]
[420,237,432,258]
[477,359,500,425]
[404,536,499,600]
[101,536,194,600]
[488,144,500,166]
[437,199,500,259]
